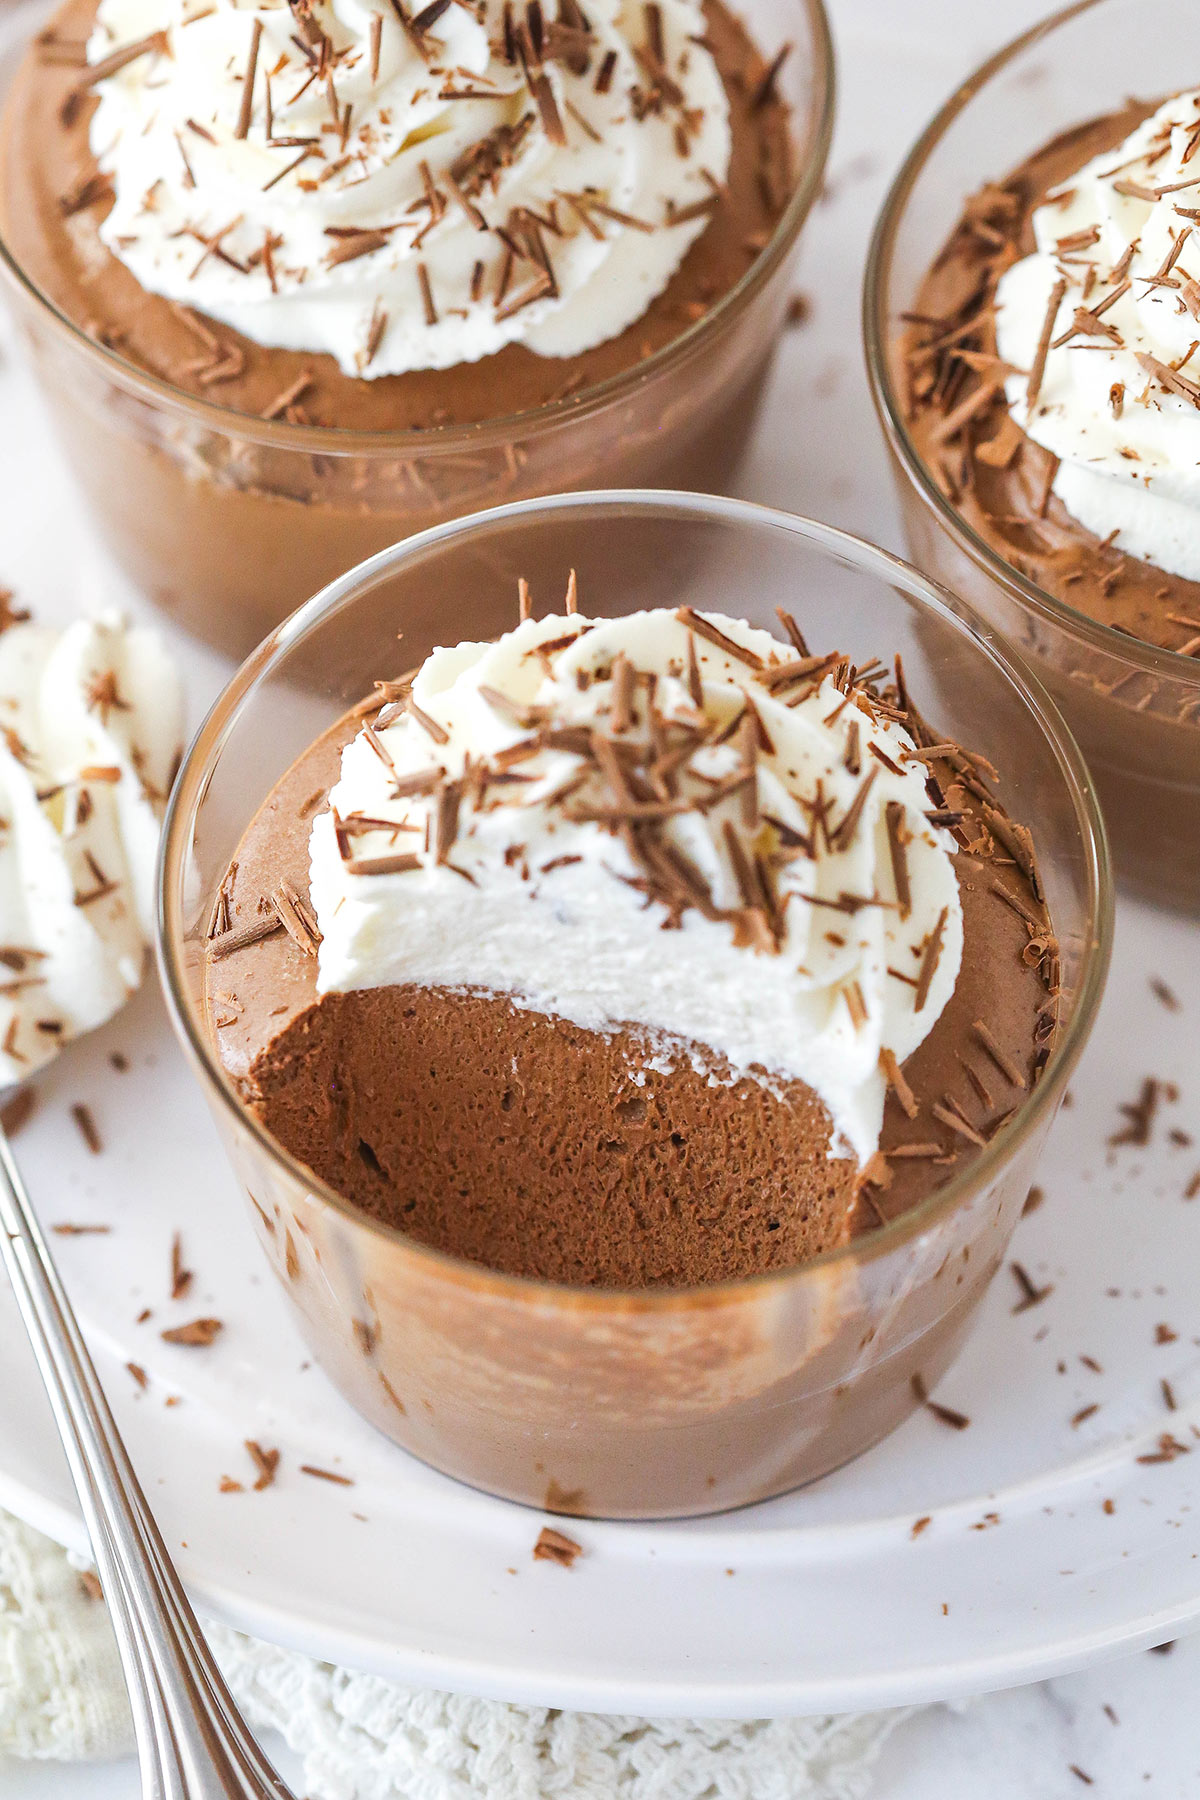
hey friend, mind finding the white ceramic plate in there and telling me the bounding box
[0,881,1197,1719]
[1,0,1198,1718]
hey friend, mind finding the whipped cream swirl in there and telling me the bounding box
[87,0,732,378]
[996,91,1200,584]
[0,612,184,1085]
[309,607,964,1164]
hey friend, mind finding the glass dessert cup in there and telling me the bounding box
[158,491,1111,1521]
[864,0,1200,914]
[0,0,832,664]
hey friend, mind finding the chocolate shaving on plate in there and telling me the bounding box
[533,1525,583,1567]
[161,1318,224,1347]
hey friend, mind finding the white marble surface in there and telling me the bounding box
[1,0,1198,1793]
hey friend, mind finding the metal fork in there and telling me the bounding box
[0,1122,298,1799]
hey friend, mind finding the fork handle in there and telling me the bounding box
[0,1126,296,1800]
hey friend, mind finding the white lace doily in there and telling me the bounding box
[0,1510,908,1798]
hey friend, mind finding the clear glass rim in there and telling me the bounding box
[0,0,834,457]
[156,489,1113,1314]
[862,0,1200,690]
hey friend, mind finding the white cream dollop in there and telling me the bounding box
[0,613,184,1085]
[995,90,1200,583]
[86,0,732,379]
[309,608,964,1165]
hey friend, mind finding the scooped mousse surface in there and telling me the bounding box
[899,95,1200,658]
[203,591,1058,1289]
[1,0,794,429]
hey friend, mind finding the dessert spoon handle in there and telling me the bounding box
[0,1124,297,1800]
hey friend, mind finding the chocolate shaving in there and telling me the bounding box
[674,607,765,670]
[982,804,1042,900]
[410,0,450,31]
[70,1104,102,1155]
[529,70,566,145]
[477,685,547,730]
[1112,178,1160,201]
[911,1373,970,1430]
[684,632,703,708]
[830,767,878,853]
[751,42,790,111]
[235,18,263,139]
[1010,1261,1053,1312]
[974,413,1025,469]
[971,1018,1026,1088]
[913,907,948,1013]
[0,1090,35,1135]
[633,41,682,106]
[1136,1433,1191,1466]
[533,1525,582,1567]
[1109,1076,1159,1148]
[59,171,113,217]
[885,800,911,918]
[610,654,636,733]
[272,879,321,955]
[63,30,168,122]
[208,912,285,958]
[1051,280,1129,349]
[1026,277,1066,411]
[763,651,840,692]
[929,379,1001,446]
[879,1046,918,1119]
[262,146,316,191]
[990,878,1041,928]
[245,1440,281,1490]
[494,269,553,320]
[577,195,655,233]
[434,781,461,863]
[417,260,438,326]
[406,698,450,745]
[260,371,313,420]
[1135,349,1200,410]
[843,981,869,1030]
[774,608,810,657]
[170,1232,192,1300]
[299,1463,354,1484]
[342,851,422,877]
[161,1318,223,1346]
[931,1099,986,1148]
[326,229,392,267]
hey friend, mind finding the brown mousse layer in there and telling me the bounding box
[1,0,792,430]
[898,104,1200,658]
[204,679,1057,1291]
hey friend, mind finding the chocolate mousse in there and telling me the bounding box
[899,100,1200,658]
[0,0,804,652]
[895,95,1200,908]
[203,588,1058,1290]
[3,0,792,430]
